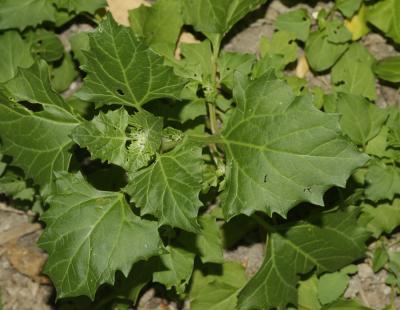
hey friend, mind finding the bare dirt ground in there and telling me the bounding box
[0,0,399,309]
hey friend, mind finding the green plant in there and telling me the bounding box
[0,0,399,309]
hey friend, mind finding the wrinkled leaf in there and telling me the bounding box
[125,139,203,232]
[221,75,368,219]
[77,14,186,107]
[38,172,162,299]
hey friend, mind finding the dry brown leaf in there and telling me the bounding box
[107,0,150,26]
[296,54,309,78]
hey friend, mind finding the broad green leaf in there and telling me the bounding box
[182,0,268,36]
[27,29,64,62]
[190,262,247,310]
[237,208,369,310]
[366,0,400,44]
[298,276,321,310]
[0,31,34,83]
[152,245,195,293]
[305,29,349,71]
[332,43,376,100]
[365,163,400,201]
[55,0,106,14]
[373,56,400,83]
[125,139,203,232]
[335,93,387,146]
[0,62,79,186]
[218,52,256,90]
[129,0,183,58]
[220,75,368,219]
[317,272,349,305]
[38,172,161,299]
[259,31,298,67]
[50,54,79,93]
[336,0,363,17]
[72,109,163,172]
[69,31,90,65]
[387,108,400,146]
[76,14,186,107]
[275,9,311,41]
[0,0,56,30]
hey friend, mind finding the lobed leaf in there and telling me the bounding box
[38,172,162,299]
[221,74,368,219]
[76,14,186,107]
[125,139,203,232]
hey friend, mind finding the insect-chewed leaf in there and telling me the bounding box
[124,139,203,232]
[72,109,163,172]
[76,13,186,107]
[237,208,369,309]
[221,74,368,219]
[38,172,162,299]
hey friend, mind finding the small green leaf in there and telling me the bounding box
[373,56,400,83]
[129,0,183,58]
[182,0,268,37]
[76,14,186,107]
[365,164,400,201]
[335,93,387,146]
[317,272,349,305]
[0,0,56,30]
[221,75,368,219]
[366,0,400,44]
[332,43,376,100]
[38,172,162,299]
[0,31,34,83]
[275,9,311,41]
[125,139,203,232]
[178,214,224,264]
[336,0,363,17]
[373,244,389,272]
[0,171,35,201]
[55,0,106,14]
[361,199,400,237]
[190,262,247,310]
[237,208,369,310]
[298,275,321,310]
[218,52,256,90]
[306,27,349,71]
[50,54,79,92]
[69,31,90,65]
[152,245,195,293]
[27,29,64,62]
[259,31,298,66]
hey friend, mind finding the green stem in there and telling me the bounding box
[208,102,218,135]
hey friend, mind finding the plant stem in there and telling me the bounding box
[208,102,218,135]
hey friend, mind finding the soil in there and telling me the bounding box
[1,1,399,309]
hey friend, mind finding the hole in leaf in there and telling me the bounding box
[116,89,125,96]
